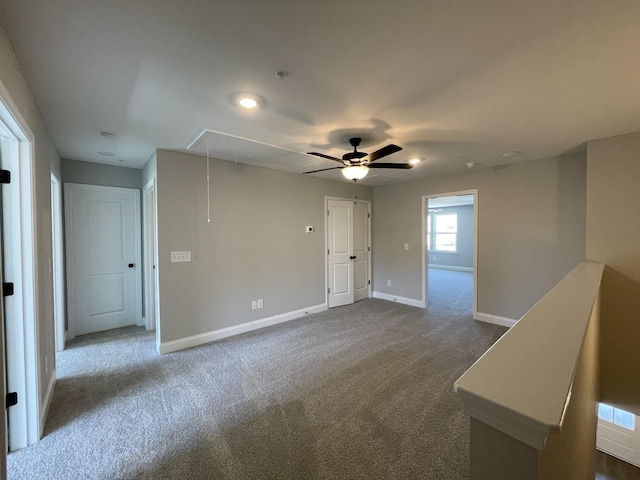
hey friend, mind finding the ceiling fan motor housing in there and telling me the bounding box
[343,151,368,162]
[344,137,367,163]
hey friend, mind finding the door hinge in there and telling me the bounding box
[327,209,329,216]
[368,280,371,285]
[328,287,330,294]
[6,392,17,408]
[327,249,330,255]
[2,282,14,297]
[368,213,370,218]
[368,246,370,252]
[0,170,10,184]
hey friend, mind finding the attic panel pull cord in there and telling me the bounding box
[207,141,211,223]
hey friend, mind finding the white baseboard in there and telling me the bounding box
[429,264,474,272]
[372,291,425,308]
[474,312,518,328]
[159,303,328,354]
[40,369,56,437]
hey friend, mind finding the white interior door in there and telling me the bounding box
[0,174,7,478]
[328,199,354,308]
[353,201,370,302]
[65,184,141,336]
[597,403,640,467]
[327,199,370,308]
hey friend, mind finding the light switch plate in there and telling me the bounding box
[404,243,409,250]
[171,251,191,263]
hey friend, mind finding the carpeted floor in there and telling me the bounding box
[9,292,505,479]
[428,268,473,312]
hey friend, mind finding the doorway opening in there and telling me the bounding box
[422,191,477,316]
[64,183,142,338]
[0,93,40,450]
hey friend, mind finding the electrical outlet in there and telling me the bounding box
[257,299,263,309]
[251,300,257,310]
[404,243,409,251]
[170,251,191,263]
[387,280,392,287]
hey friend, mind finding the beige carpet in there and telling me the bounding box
[9,296,506,479]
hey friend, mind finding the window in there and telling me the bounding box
[427,212,458,252]
[598,403,636,431]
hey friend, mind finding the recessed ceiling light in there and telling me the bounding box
[409,158,421,165]
[239,97,258,109]
[501,151,519,158]
[466,162,477,169]
[231,92,265,110]
[98,151,115,156]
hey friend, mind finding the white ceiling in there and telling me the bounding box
[1,1,639,184]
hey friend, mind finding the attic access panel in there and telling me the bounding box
[187,129,316,172]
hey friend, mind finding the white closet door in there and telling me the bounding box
[327,199,354,308]
[66,184,141,336]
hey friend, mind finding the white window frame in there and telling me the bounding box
[428,211,458,253]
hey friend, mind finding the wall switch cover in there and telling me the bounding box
[257,299,264,308]
[251,300,257,310]
[404,243,409,250]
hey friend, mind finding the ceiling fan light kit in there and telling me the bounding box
[342,165,369,180]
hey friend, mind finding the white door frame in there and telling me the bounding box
[0,87,41,449]
[64,183,143,339]
[421,190,478,317]
[50,169,65,351]
[324,196,371,306]
[143,178,159,342]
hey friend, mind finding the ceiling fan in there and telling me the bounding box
[304,137,413,180]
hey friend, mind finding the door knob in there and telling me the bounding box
[128,263,135,268]
[349,256,356,260]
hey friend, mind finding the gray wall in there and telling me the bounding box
[428,204,474,269]
[587,131,640,416]
[373,153,586,320]
[155,150,372,344]
[62,158,142,189]
[0,23,61,444]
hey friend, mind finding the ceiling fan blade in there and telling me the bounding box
[303,166,344,174]
[307,152,343,163]
[366,144,402,163]
[368,163,413,169]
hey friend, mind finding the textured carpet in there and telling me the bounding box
[9,294,505,479]
[428,268,473,312]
